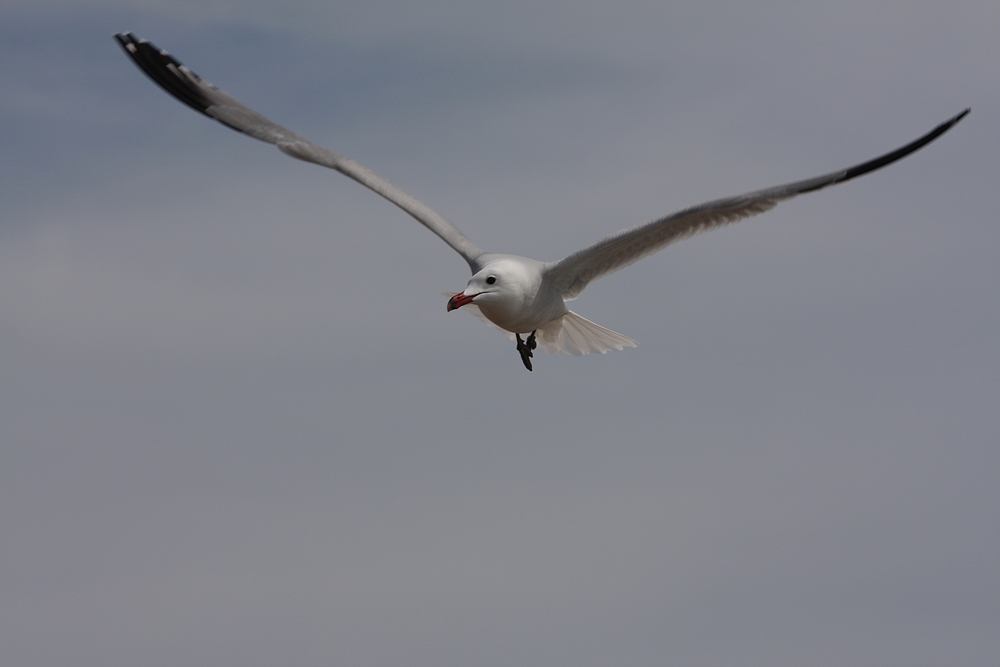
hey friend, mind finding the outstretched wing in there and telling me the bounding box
[114,32,485,271]
[545,109,969,300]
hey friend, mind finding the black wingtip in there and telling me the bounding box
[939,108,971,132]
[835,108,971,186]
[113,31,214,116]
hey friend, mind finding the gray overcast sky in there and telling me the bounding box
[1,2,997,666]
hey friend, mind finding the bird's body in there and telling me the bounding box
[461,256,562,334]
[115,32,968,370]
[448,256,638,358]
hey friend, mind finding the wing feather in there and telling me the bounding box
[546,109,969,300]
[114,32,485,271]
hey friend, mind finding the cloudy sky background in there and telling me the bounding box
[1,2,997,666]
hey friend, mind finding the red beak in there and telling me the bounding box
[447,291,478,311]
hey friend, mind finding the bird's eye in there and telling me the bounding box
[485,276,497,285]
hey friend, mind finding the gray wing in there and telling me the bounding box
[115,32,485,272]
[546,109,969,300]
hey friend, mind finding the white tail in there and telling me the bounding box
[535,311,637,356]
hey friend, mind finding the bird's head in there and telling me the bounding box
[446,258,540,316]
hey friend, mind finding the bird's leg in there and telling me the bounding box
[515,334,532,371]
[515,330,538,371]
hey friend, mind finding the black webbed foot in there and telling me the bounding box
[515,331,538,371]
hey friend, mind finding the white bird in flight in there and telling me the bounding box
[116,32,968,370]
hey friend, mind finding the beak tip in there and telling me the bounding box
[447,291,475,312]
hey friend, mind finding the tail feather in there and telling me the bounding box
[536,311,637,356]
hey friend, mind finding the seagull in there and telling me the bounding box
[115,32,968,371]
